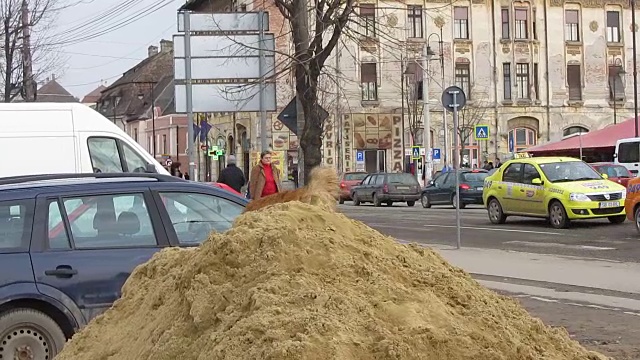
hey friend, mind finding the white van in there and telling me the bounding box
[614,137,640,175]
[0,103,169,178]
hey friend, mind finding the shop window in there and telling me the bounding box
[509,128,536,152]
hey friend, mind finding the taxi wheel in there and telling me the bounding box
[549,201,570,229]
[487,198,507,224]
[635,207,640,233]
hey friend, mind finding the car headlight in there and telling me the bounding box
[621,189,627,199]
[569,193,591,202]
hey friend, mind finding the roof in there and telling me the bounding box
[179,0,210,10]
[508,156,582,164]
[81,85,106,104]
[528,117,640,153]
[35,79,78,103]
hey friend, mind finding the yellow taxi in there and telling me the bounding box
[483,156,626,229]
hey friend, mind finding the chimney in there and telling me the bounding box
[148,45,159,58]
[160,39,173,53]
[51,74,56,81]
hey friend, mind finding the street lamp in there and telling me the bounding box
[610,58,626,124]
[135,82,157,158]
[426,30,446,168]
[632,0,639,137]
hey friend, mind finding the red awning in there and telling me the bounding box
[527,117,640,153]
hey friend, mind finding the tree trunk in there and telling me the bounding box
[298,77,323,183]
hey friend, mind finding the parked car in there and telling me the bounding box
[0,173,248,358]
[590,162,634,188]
[206,182,243,196]
[483,157,626,229]
[351,172,421,207]
[421,169,489,209]
[338,172,368,204]
[0,102,168,177]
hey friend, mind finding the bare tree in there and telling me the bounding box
[274,0,355,183]
[450,94,490,167]
[0,0,60,102]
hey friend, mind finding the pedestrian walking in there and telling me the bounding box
[217,155,246,193]
[248,150,281,200]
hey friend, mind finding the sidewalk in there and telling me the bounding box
[405,242,640,295]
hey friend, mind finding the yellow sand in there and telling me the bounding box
[55,202,608,360]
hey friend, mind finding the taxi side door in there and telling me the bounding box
[513,163,546,215]
[499,162,524,213]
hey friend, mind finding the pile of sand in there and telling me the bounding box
[55,202,607,360]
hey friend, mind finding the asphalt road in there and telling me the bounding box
[339,202,640,359]
[339,202,640,263]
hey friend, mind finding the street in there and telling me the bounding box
[339,203,640,360]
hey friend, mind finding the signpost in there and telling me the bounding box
[442,85,466,250]
[175,11,277,180]
[432,148,441,164]
[355,150,365,172]
[411,146,421,160]
[474,125,489,141]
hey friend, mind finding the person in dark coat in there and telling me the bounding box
[217,155,246,193]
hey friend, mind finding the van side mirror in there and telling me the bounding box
[145,163,158,173]
[601,173,609,179]
[531,178,543,185]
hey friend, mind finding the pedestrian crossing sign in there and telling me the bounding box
[411,146,421,160]
[474,125,490,140]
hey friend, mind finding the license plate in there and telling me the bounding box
[396,186,409,190]
[599,201,619,208]
[476,186,483,191]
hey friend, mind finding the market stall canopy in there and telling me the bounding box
[527,117,640,153]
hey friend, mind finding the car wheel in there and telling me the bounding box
[373,193,382,207]
[339,197,345,204]
[549,201,570,229]
[421,194,431,208]
[608,215,626,224]
[0,309,67,360]
[352,193,360,206]
[386,201,393,207]
[452,194,466,209]
[635,207,640,234]
[487,198,507,224]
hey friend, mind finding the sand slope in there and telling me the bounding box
[55,202,608,360]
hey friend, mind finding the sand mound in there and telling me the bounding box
[55,202,607,360]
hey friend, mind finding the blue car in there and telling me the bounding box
[0,173,248,358]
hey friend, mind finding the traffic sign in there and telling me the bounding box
[356,150,364,162]
[508,134,515,153]
[165,159,173,167]
[441,85,466,113]
[474,125,489,140]
[432,148,441,163]
[411,146,421,160]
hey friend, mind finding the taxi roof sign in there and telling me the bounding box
[512,152,531,159]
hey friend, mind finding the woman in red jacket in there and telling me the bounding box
[249,150,281,200]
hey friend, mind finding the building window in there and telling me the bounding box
[515,63,529,99]
[359,4,376,38]
[509,128,537,152]
[563,126,589,138]
[514,8,528,39]
[147,136,151,152]
[453,7,469,39]
[565,10,580,42]
[162,134,167,154]
[532,8,537,40]
[503,63,512,100]
[609,64,625,101]
[361,62,378,101]
[533,63,539,100]
[133,128,138,142]
[567,64,582,101]
[454,63,471,99]
[607,11,621,43]
[407,5,423,38]
[501,8,510,39]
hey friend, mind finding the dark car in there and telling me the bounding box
[351,172,421,207]
[590,162,633,188]
[0,173,248,358]
[421,169,489,209]
[338,172,368,204]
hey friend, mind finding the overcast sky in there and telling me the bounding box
[54,0,184,99]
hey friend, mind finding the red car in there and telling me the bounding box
[207,182,243,196]
[338,172,368,204]
[590,162,634,187]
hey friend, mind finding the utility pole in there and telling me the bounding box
[422,42,432,183]
[632,0,639,137]
[21,0,35,102]
[294,0,309,187]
